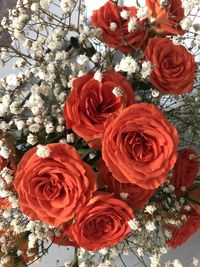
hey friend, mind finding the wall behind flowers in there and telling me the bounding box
[0,0,199,266]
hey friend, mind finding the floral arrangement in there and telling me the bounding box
[0,0,200,266]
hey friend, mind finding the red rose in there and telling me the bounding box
[91,0,148,53]
[68,192,134,251]
[63,71,135,149]
[145,37,196,95]
[98,158,155,210]
[102,103,179,189]
[166,209,200,248]
[172,148,199,197]
[14,143,96,226]
[146,0,185,35]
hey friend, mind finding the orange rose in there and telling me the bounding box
[68,192,134,251]
[63,71,135,149]
[98,158,155,210]
[102,103,179,189]
[91,0,148,53]
[166,209,200,248]
[146,0,185,35]
[14,143,96,226]
[145,37,196,95]
[172,148,199,197]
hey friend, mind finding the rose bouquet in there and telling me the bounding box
[0,0,200,266]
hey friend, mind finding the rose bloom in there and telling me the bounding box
[68,192,134,251]
[91,0,148,53]
[145,37,196,95]
[14,143,96,226]
[102,103,179,189]
[63,71,135,149]
[166,209,200,248]
[172,148,199,197]
[98,158,155,210]
[146,0,185,35]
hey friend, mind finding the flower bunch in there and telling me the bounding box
[0,0,200,266]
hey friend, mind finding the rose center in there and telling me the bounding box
[123,132,155,162]
[84,216,114,238]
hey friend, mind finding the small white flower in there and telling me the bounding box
[180,17,192,30]
[2,94,11,106]
[194,34,200,47]
[137,248,144,256]
[160,0,169,8]
[1,256,10,265]
[99,248,108,255]
[150,255,160,267]
[109,22,117,31]
[112,87,123,97]
[120,192,129,200]
[164,229,172,239]
[145,221,156,232]
[77,55,89,66]
[119,56,139,75]
[192,257,199,266]
[36,145,51,158]
[89,152,96,160]
[172,36,182,46]
[141,61,153,78]
[10,101,22,114]
[145,205,157,214]
[27,134,38,145]
[6,74,19,87]
[94,70,103,81]
[137,7,149,20]
[17,250,23,256]
[91,53,101,63]
[189,153,197,160]
[128,219,139,230]
[45,122,54,134]
[15,120,25,130]
[152,90,160,98]
[0,146,10,159]
[40,0,52,10]
[173,259,183,267]
[66,133,76,144]
[184,205,191,211]
[31,3,39,11]
[128,17,137,32]
[120,10,130,20]
[160,247,167,255]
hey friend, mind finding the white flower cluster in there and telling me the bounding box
[115,55,139,75]
[0,140,10,159]
[115,56,153,78]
